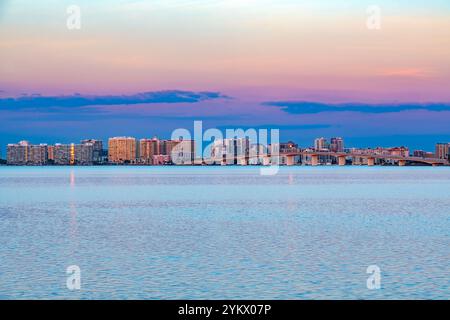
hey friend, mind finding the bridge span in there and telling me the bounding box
[224,151,449,166]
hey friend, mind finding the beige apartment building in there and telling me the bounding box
[139,138,160,164]
[108,137,137,164]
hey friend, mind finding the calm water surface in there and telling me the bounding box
[0,166,449,299]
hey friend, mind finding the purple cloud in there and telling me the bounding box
[265,101,450,114]
[0,90,230,110]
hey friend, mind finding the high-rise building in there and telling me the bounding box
[108,137,137,164]
[140,137,160,164]
[160,139,196,164]
[211,138,249,164]
[248,143,265,164]
[54,144,72,165]
[235,138,250,158]
[7,141,48,165]
[330,137,344,152]
[81,139,103,163]
[211,139,225,163]
[435,143,450,160]
[160,140,180,158]
[75,143,94,165]
[314,137,329,151]
[47,145,55,162]
[223,139,237,161]
[29,144,48,165]
[169,139,196,165]
[53,143,94,165]
[7,141,30,165]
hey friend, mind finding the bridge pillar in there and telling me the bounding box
[311,154,319,166]
[221,159,227,166]
[398,159,406,166]
[338,156,346,166]
[286,155,295,166]
[367,157,375,166]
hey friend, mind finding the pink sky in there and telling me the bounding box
[1,1,450,102]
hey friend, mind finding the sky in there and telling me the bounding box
[1,0,450,154]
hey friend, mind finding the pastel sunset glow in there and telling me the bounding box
[1,0,450,151]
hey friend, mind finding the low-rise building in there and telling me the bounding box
[413,150,435,158]
[152,154,170,165]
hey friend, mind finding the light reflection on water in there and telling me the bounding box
[0,166,449,299]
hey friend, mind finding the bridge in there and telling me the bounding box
[212,151,449,166]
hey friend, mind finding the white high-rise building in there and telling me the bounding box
[211,138,250,164]
[314,137,329,151]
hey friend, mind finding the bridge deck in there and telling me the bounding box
[232,152,448,165]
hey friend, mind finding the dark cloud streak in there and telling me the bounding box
[0,90,229,110]
[265,101,450,114]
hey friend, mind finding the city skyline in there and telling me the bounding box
[2,129,449,158]
[1,1,450,154]
[4,135,449,166]
[3,132,450,152]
